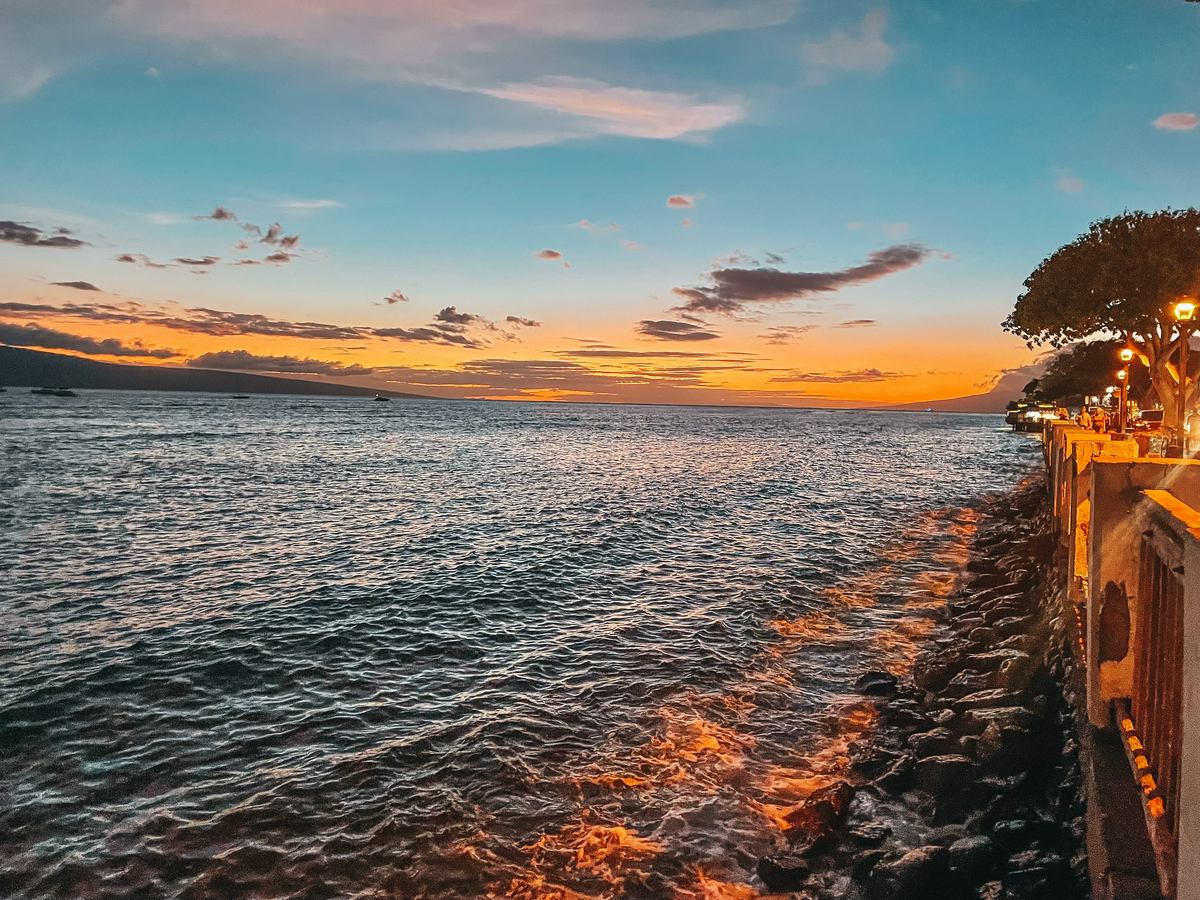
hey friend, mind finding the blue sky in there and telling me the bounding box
[1,0,1198,404]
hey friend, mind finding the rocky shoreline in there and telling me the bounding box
[755,479,1088,899]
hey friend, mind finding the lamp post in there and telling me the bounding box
[1119,347,1134,435]
[1116,369,1128,435]
[1176,301,1197,456]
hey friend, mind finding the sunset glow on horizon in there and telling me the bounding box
[3,1,1199,406]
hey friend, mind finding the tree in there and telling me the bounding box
[1003,209,1200,426]
[1029,339,1151,406]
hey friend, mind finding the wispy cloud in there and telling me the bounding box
[760,324,819,344]
[636,319,721,342]
[1154,112,1199,132]
[1054,170,1084,193]
[672,244,934,315]
[0,321,179,358]
[50,280,101,291]
[834,319,877,328]
[383,289,410,305]
[278,199,341,210]
[667,194,697,208]
[478,77,743,141]
[771,367,904,383]
[188,349,373,376]
[801,9,896,84]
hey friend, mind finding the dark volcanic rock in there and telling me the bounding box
[948,835,995,882]
[872,754,915,793]
[856,670,899,696]
[914,754,978,793]
[907,727,959,758]
[756,854,810,892]
[868,846,951,899]
[847,821,892,846]
[784,781,854,843]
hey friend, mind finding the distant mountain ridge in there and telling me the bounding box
[0,346,429,399]
[881,369,1035,413]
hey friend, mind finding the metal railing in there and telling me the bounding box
[1133,536,1186,840]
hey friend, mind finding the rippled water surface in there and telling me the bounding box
[1,392,1037,898]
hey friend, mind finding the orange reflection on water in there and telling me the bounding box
[507,822,664,899]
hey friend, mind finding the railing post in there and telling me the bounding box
[1177,536,1200,895]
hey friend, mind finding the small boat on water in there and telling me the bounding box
[31,386,78,397]
[230,394,251,400]
[373,394,390,402]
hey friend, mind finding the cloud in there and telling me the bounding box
[505,315,541,327]
[50,280,101,291]
[434,305,478,325]
[373,326,485,348]
[145,66,160,77]
[1,298,521,349]
[1154,112,1199,132]
[681,217,694,228]
[620,239,642,252]
[194,206,237,221]
[636,319,721,341]
[558,348,719,358]
[174,255,220,267]
[278,199,341,210]
[667,194,696,208]
[0,322,178,358]
[801,9,896,84]
[834,319,877,328]
[188,349,374,376]
[577,219,621,233]
[672,244,934,315]
[770,367,904,383]
[263,251,296,264]
[116,252,169,268]
[1055,172,1084,193]
[0,220,87,249]
[760,324,819,344]
[384,289,410,304]
[535,249,563,259]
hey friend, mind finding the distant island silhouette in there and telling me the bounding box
[0,347,430,399]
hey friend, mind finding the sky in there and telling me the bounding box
[1,0,1199,406]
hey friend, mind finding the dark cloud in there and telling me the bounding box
[173,255,220,267]
[505,316,541,327]
[384,290,410,305]
[636,319,721,342]
[116,252,169,269]
[760,324,820,344]
[0,299,500,349]
[834,319,877,328]
[559,348,716,359]
[0,322,178,358]
[764,252,785,264]
[434,306,478,326]
[673,244,934,315]
[261,223,283,244]
[50,280,101,291]
[373,326,485,348]
[535,249,562,260]
[0,221,88,249]
[263,251,295,264]
[194,206,237,221]
[667,195,695,208]
[770,368,906,383]
[188,349,374,376]
[232,259,261,266]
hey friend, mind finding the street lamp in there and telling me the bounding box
[1116,368,1128,435]
[1175,301,1197,456]
[1119,347,1135,435]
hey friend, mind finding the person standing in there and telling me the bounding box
[1077,408,1093,430]
[1093,407,1110,433]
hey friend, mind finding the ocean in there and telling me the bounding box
[0,392,1038,898]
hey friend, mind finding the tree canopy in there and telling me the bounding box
[1004,209,1200,424]
[1024,340,1151,405]
[1004,209,1200,346]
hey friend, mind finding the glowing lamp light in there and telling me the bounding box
[1120,347,1135,363]
[1117,369,1128,381]
[1175,300,1197,322]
